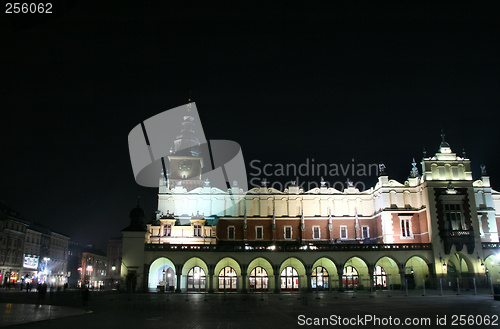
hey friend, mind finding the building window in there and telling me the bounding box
[249,266,268,291]
[311,266,329,290]
[373,265,387,289]
[193,224,202,237]
[187,266,206,291]
[340,226,348,239]
[362,226,369,239]
[228,226,235,240]
[165,224,172,237]
[280,266,299,290]
[218,266,237,291]
[401,218,412,238]
[256,226,263,240]
[444,204,465,230]
[313,226,320,239]
[284,226,292,240]
[342,266,358,290]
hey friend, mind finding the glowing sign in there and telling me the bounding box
[23,254,39,269]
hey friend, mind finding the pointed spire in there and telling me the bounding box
[409,158,419,178]
[462,148,466,159]
[422,147,427,158]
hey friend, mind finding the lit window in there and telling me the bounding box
[362,226,369,239]
[311,266,329,289]
[228,226,235,240]
[444,203,465,230]
[401,218,412,237]
[193,224,202,237]
[373,265,387,289]
[249,266,268,291]
[165,224,172,237]
[284,226,292,240]
[313,226,320,239]
[281,266,299,290]
[340,226,348,239]
[256,226,263,240]
[219,266,237,290]
[187,266,206,291]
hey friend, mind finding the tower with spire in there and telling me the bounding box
[166,100,205,191]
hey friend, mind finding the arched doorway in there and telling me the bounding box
[374,256,400,290]
[311,266,329,290]
[187,266,206,291]
[373,266,387,290]
[404,256,430,289]
[281,266,299,290]
[249,266,268,291]
[342,266,359,290]
[343,257,369,290]
[148,257,176,291]
[279,257,307,291]
[219,266,237,291]
[485,254,500,287]
[447,253,473,290]
[181,257,209,293]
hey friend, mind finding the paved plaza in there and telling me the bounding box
[0,290,499,328]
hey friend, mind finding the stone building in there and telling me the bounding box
[121,109,500,293]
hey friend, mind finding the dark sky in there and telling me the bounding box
[1,2,499,250]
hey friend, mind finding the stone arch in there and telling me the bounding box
[247,257,274,292]
[404,256,430,289]
[279,257,307,291]
[148,257,176,291]
[311,257,337,291]
[181,257,209,293]
[214,257,242,292]
[446,252,475,290]
[343,256,369,290]
[374,256,401,289]
[484,254,500,287]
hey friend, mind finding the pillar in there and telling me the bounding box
[367,263,374,292]
[399,265,406,289]
[274,264,281,293]
[175,264,182,293]
[208,264,215,293]
[305,264,312,292]
[337,263,344,292]
[241,264,248,293]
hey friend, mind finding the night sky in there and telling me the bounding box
[1,2,499,250]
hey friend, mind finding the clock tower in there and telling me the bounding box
[167,102,204,190]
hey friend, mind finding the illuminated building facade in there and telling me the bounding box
[0,205,70,287]
[121,111,500,293]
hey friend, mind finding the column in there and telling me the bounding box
[337,263,344,292]
[175,264,182,293]
[305,264,312,292]
[274,264,281,293]
[367,263,374,292]
[208,264,215,293]
[399,264,406,289]
[241,264,248,293]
